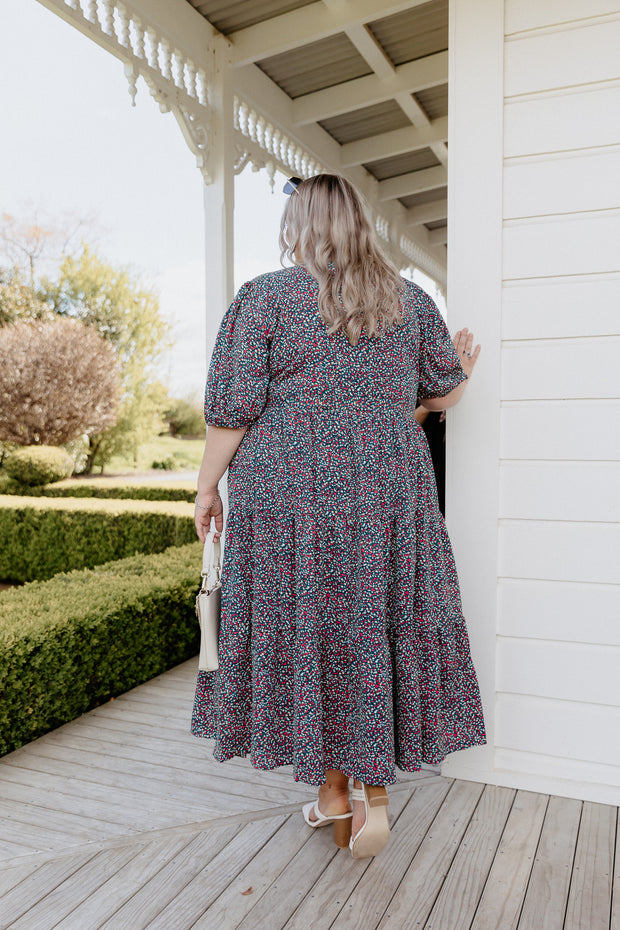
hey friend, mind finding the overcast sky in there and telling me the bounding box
[0,0,444,399]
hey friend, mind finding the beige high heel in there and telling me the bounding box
[349,783,390,859]
[302,799,353,848]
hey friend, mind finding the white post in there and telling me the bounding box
[203,35,235,518]
[203,35,235,364]
[442,0,505,784]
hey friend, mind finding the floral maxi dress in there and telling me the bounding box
[191,266,487,787]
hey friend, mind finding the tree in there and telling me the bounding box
[0,318,120,446]
[164,395,205,437]
[38,246,172,472]
[0,267,52,325]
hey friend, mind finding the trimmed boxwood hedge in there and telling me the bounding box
[0,496,197,583]
[0,474,196,502]
[0,541,203,756]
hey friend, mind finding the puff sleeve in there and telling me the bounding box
[416,291,468,401]
[204,279,276,428]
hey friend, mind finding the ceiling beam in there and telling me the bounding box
[405,198,448,226]
[292,51,448,125]
[229,0,431,67]
[428,227,448,246]
[378,165,447,200]
[340,118,448,167]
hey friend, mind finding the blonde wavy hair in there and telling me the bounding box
[279,174,405,345]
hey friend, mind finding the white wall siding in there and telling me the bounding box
[497,578,620,645]
[499,1,620,803]
[449,0,620,803]
[502,275,620,339]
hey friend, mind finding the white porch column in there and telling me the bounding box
[203,35,235,366]
[202,35,235,522]
[441,0,505,784]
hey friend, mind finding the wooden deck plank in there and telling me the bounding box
[564,801,616,930]
[516,795,583,930]
[41,836,192,930]
[469,789,548,930]
[232,823,341,930]
[329,777,454,930]
[0,850,97,929]
[282,785,415,930]
[96,826,244,929]
[5,740,314,805]
[0,803,127,853]
[422,784,516,929]
[374,779,486,929]
[194,813,316,928]
[0,861,41,897]
[1,746,305,811]
[10,846,143,930]
[0,766,232,829]
[145,816,290,929]
[29,726,315,794]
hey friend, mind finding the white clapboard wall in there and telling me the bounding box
[445,0,620,804]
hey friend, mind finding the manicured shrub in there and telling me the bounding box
[0,496,196,582]
[0,477,196,502]
[0,541,203,756]
[4,446,74,486]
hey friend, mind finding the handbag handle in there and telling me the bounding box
[201,530,222,587]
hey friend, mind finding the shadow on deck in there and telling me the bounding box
[0,658,618,929]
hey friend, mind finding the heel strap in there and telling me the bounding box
[351,786,366,802]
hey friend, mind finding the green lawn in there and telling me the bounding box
[105,435,204,474]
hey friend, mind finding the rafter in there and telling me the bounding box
[378,165,447,200]
[405,198,449,226]
[428,227,448,246]
[340,119,448,167]
[229,0,432,67]
[292,51,448,125]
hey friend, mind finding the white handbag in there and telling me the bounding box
[195,530,222,671]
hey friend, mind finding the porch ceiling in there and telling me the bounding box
[188,0,449,275]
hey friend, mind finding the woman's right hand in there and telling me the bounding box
[453,327,481,378]
[194,488,224,544]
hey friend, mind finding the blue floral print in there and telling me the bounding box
[191,265,487,787]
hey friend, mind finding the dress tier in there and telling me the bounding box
[191,266,487,787]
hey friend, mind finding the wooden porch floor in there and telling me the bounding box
[0,658,618,930]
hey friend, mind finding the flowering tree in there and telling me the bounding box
[0,317,120,446]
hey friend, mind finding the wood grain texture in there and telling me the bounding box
[0,659,617,929]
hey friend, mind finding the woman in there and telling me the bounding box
[191,174,486,860]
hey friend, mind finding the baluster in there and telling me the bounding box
[186,61,197,100]
[145,28,157,69]
[196,70,208,107]
[159,39,172,81]
[83,0,99,26]
[172,50,184,90]
[133,16,146,59]
[116,2,130,47]
[100,0,113,34]
[256,115,265,149]
[238,100,249,136]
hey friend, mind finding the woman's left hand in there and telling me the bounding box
[453,327,481,378]
[194,488,224,544]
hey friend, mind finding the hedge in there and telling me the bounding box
[3,446,74,486]
[0,474,196,502]
[0,541,203,756]
[0,496,197,583]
